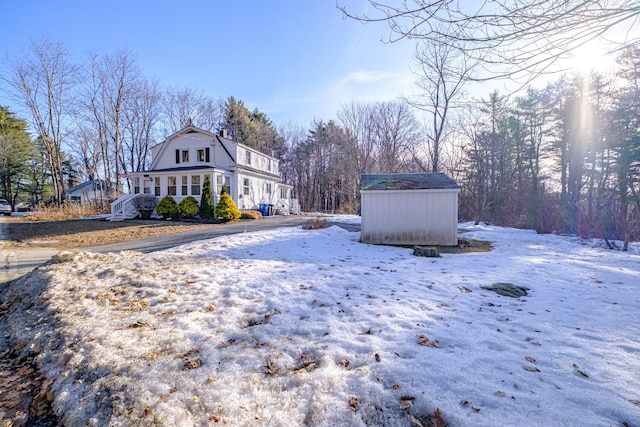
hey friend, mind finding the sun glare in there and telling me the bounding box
[563,38,617,74]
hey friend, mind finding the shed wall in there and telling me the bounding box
[360,189,458,246]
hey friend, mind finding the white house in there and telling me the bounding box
[110,126,295,220]
[360,173,460,246]
[67,179,111,205]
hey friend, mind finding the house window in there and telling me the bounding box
[168,176,177,196]
[265,183,272,194]
[243,178,250,196]
[280,188,288,199]
[191,175,201,196]
[181,176,188,195]
[154,177,161,196]
[217,175,230,195]
[197,148,210,162]
[246,150,251,165]
[134,177,140,194]
[182,150,189,163]
[267,159,271,172]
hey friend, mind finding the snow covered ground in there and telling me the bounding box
[2,221,639,426]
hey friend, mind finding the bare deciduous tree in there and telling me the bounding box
[339,0,640,83]
[409,41,475,172]
[4,38,77,204]
[162,86,223,135]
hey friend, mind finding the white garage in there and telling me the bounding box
[360,173,460,246]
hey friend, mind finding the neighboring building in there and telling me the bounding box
[360,173,460,246]
[66,179,111,205]
[110,126,295,220]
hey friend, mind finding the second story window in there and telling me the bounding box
[246,150,251,165]
[182,150,189,163]
[197,148,210,162]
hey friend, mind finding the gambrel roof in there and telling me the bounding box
[360,173,460,191]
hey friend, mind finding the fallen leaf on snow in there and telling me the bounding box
[494,391,506,397]
[400,400,412,410]
[525,356,536,363]
[430,408,446,427]
[629,400,640,406]
[523,365,540,372]
[349,397,359,411]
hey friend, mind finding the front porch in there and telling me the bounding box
[108,193,298,221]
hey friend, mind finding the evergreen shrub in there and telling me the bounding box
[156,195,178,219]
[178,196,199,218]
[214,187,241,221]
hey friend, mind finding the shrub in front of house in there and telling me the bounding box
[199,175,214,219]
[214,188,241,221]
[132,194,158,219]
[156,195,178,219]
[178,196,199,218]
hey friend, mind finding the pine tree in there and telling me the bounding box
[199,175,214,218]
[214,187,241,221]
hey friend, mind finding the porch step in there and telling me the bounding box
[109,211,139,222]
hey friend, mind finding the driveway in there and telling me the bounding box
[1,215,60,284]
[1,215,360,282]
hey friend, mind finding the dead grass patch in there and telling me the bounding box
[29,204,109,221]
[5,218,216,249]
[302,218,328,230]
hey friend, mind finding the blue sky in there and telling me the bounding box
[0,0,418,127]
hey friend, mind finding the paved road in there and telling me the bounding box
[1,215,360,283]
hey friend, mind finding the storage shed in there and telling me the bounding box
[360,173,460,246]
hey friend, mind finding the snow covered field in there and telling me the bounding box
[2,221,639,426]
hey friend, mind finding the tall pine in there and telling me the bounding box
[199,175,214,219]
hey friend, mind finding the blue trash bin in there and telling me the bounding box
[259,203,269,216]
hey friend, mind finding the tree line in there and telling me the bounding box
[281,48,640,249]
[0,39,284,206]
[1,39,638,248]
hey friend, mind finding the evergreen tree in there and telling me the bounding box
[0,107,34,204]
[214,186,241,221]
[199,175,214,218]
[221,96,286,157]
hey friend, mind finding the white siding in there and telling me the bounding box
[236,145,279,175]
[236,172,280,210]
[153,133,234,170]
[361,189,459,246]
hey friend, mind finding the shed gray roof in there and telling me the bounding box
[360,173,460,190]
